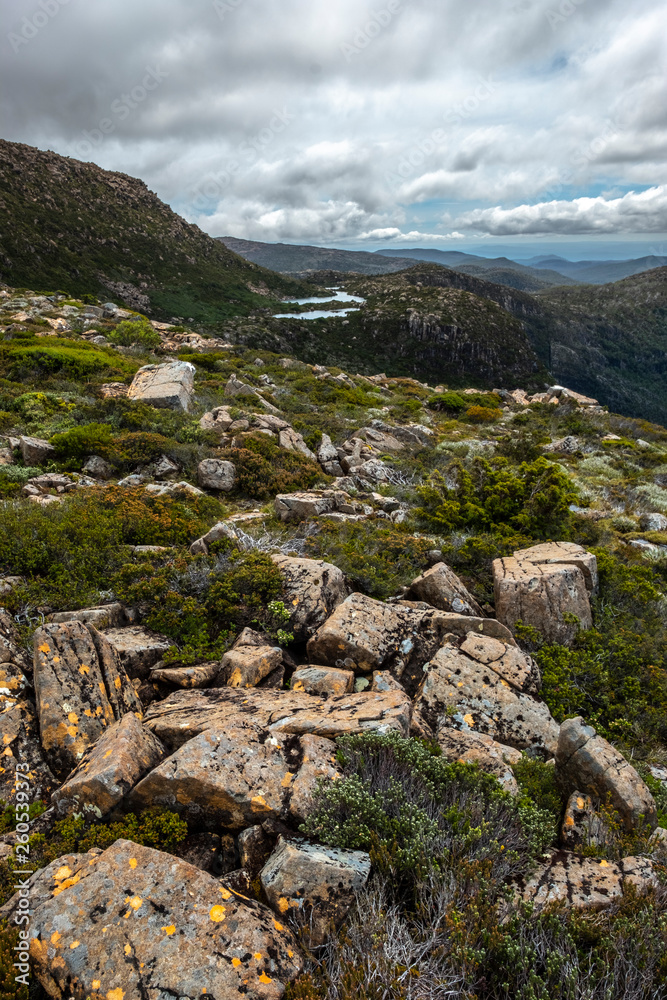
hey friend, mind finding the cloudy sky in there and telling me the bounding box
[1,0,666,257]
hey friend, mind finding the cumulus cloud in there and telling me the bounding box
[0,0,665,246]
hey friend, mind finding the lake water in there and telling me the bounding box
[277,288,365,320]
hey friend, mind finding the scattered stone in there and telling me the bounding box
[261,837,370,947]
[82,454,113,480]
[544,435,581,454]
[101,626,172,680]
[127,360,196,411]
[271,554,349,641]
[291,665,355,697]
[415,639,559,755]
[493,542,596,645]
[17,839,302,998]
[99,382,129,399]
[19,435,54,465]
[555,717,657,831]
[199,405,233,434]
[279,426,317,460]
[52,712,165,819]
[197,458,236,491]
[32,622,140,779]
[0,575,23,597]
[275,489,367,523]
[640,513,667,532]
[407,562,484,616]
[520,851,656,913]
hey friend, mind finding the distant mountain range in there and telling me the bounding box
[521,253,667,284]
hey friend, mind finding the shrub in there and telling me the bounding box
[51,421,113,459]
[416,456,577,538]
[222,434,324,499]
[1,340,133,381]
[464,404,503,424]
[305,521,432,599]
[428,391,501,414]
[107,318,161,350]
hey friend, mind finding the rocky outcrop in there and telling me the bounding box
[520,851,657,913]
[219,630,284,688]
[261,837,371,946]
[415,636,559,754]
[493,542,596,645]
[407,561,484,616]
[143,686,412,751]
[52,712,164,819]
[555,717,657,831]
[275,490,370,523]
[291,665,355,697]
[10,838,302,999]
[197,458,236,491]
[32,622,141,779]
[436,727,521,794]
[127,360,195,411]
[101,625,172,680]
[19,435,54,465]
[271,554,349,640]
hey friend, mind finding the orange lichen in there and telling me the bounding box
[209,905,226,922]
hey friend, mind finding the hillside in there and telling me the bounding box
[219,236,417,275]
[375,246,579,289]
[528,253,667,285]
[0,139,312,323]
[1,280,667,999]
[537,268,667,425]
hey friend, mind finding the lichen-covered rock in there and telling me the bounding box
[19,434,54,465]
[290,665,355,697]
[288,734,340,824]
[437,727,521,794]
[271,554,349,641]
[415,639,559,755]
[49,603,127,629]
[197,458,236,491]
[493,543,596,645]
[33,622,139,779]
[219,633,284,689]
[520,851,657,913]
[16,839,302,999]
[0,698,56,804]
[556,717,657,831]
[561,791,611,851]
[407,562,484,616]
[275,489,364,523]
[101,625,172,680]
[261,837,371,945]
[143,687,412,751]
[149,660,222,688]
[127,360,195,411]
[128,722,339,830]
[52,713,165,819]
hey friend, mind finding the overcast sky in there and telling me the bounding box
[1,0,666,256]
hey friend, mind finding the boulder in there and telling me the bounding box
[260,837,371,945]
[275,489,366,523]
[81,454,113,480]
[307,592,514,692]
[561,791,611,851]
[143,686,412,752]
[640,513,667,532]
[128,721,339,830]
[0,697,56,804]
[278,426,317,460]
[197,458,236,491]
[52,712,165,819]
[318,433,339,465]
[13,839,302,998]
[220,634,283,688]
[291,665,355,697]
[127,361,195,411]
[150,661,221,688]
[436,727,521,794]
[271,554,349,641]
[415,638,559,755]
[493,542,596,645]
[288,734,341,824]
[239,825,274,875]
[555,717,657,831]
[199,405,233,434]
[19,435,54,465]
[49,603,126,629]
[520,851,656,913]
[407,562,484,616]
[32,622,141,779]
[101,625,172,680]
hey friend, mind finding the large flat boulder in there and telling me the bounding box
[13,839,302,999]
[101,625,172,680]
[33,622,141,779]
[127,360,195,411]
[493,543,596,645]
[52,713,165,819]
[274,490,368,523]
[556,716,657,831]
[415,637,559,755]
[127,722,340,830]
[271,554,349,641]
[143,686,412,751]
[261,837,371,946]
[520,851,657,913]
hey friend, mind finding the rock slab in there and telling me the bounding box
[127,360,195,411]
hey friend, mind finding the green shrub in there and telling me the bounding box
[464,404,503,424]
[305,521,432,599]
[416,456,576,538]
[107,318,161,349]
[0,339,134,381]
[428,391,501,414]
[51,421,113,459]
[222,434,324,499]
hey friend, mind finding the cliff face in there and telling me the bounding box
[0,139,308,321]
